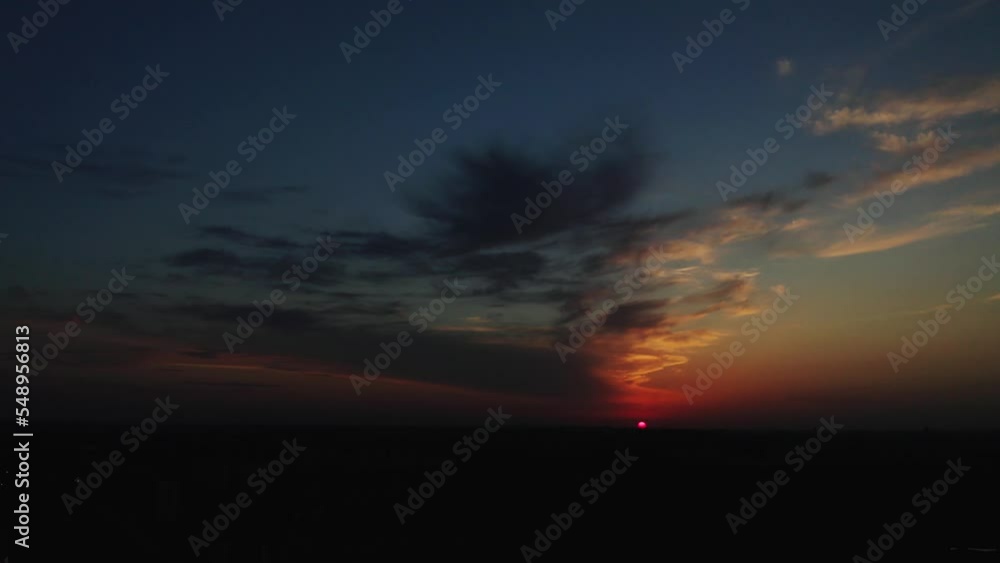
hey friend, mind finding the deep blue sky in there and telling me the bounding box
[3,1,997,234]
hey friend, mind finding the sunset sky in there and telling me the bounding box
[2,0,999,428]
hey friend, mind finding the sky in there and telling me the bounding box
[2,0,999,428]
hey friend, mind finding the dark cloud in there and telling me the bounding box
[803,171,836,189]
[224,185,309,205]
[573,211,693,273]
[23,120,783,404]
[163,244,344,287]
[0,152,188,197]
[386,330,611,397]
[329,230,434,262]
[200,225,300,251]
[155,298,610,399]
[677,278,750,306]
[181,380,281,389]
[318,300,405,319]
[456,251,547,294]
[161,302,327,330]
[599,300,671,333]
[405,137,650,254]
[160,303,251,322]
[181,349,220,360]
[164,249,256,273]
[728,190,807,214]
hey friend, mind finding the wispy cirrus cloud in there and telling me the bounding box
[814,78,1000,134]
[803,171,836,189]
[935,202,1000,218]
[817,222,979,258]
[844,144,1000,204]
[224,185,309,205]
[816,203,1000,258]
[200,225,300,251]
[871,130,941,154]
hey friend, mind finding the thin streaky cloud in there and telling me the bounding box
[816,204,1000,258]
[843,144,1000,205]
[814,78,1000,134]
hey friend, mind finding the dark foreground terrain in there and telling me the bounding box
[10,426,1000,561]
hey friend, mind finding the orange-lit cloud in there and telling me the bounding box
[935,202,1000,218]
[816,203,1000,258]
[871,130,940,153]
[817,223,976,258]
[814,78,1000,134]
[844,145,1000,204]
[776,57,794,77]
